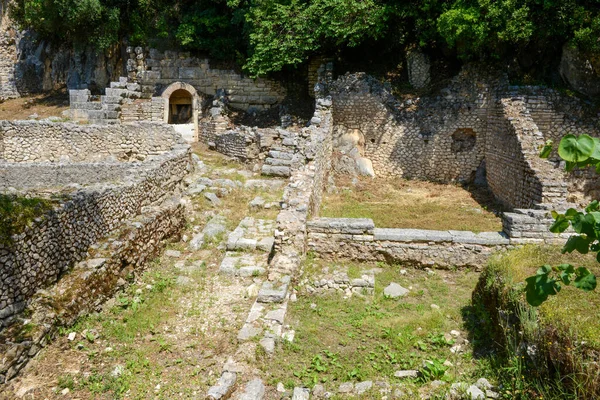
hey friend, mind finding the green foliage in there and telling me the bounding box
[527,134,600,306]
[525,264,597,306]
[12,0,600,76]
[418,358,448,382]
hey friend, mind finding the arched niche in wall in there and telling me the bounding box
[161,82,200,142]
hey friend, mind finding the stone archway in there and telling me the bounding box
[161,82,200,142]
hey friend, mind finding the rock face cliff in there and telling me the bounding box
[0,0,125,100]
[0,0,18,100]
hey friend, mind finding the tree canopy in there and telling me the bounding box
[10,0,600,77]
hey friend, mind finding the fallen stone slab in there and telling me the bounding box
[384,283,409,298]
[292,387,310,400]
[207,371,237,400]
[204,192,222,206]
[237,324,262,341]
[394,370,419,379]
[238,378,265,400]
[257,277,290,303]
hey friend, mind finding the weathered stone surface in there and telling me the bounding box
[354,381,372,395]
[238,378,265,400]
[394,370,419,379]
[207,372,237,399]
[384,283,409,298]
[204,192,222,206]
[292,387,310,400]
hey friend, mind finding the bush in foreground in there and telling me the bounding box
[472,245,600,399]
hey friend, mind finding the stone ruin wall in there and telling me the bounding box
[0,122,193,331]
[0,198,186,383]
[485,98,550,209]
[137,49,286,112]
[306,218,509,269]
[0,148,192,329]
[330,69,494,182]
[330,67,600,211]
[0,120,183,162]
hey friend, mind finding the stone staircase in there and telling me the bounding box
[66,77,142,125]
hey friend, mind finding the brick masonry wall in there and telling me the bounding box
[0,147,192,328]
[330,67,600,211]
[330,68,497,182]
[0,121,184,162]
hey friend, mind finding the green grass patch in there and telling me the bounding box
[473,245,600,399]
[259,262,486,392]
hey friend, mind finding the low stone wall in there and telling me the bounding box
[502,208,572,244]
[0,147,193,327]
[0,199,186,383]
[0,121,183,162]
[306,218,510,268]
[0,160,143,190]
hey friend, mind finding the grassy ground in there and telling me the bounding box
[321,175,503,232]
[258,258,491,398]
[474,245,600,399]
[486,245,600,348]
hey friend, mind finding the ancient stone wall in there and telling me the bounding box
[330,68,499,182]
[0,121,183,162]
[485,98,549,208]
[138,49,286,111]
[0,146,192,328]
[306,218,509,269]
[0,0,18,101]
[0,198,186,383]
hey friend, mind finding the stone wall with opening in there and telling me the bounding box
[329,68,498,182]
[136,49,286,111]
[329,66,600,213]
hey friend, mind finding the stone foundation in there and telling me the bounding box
[0,199,186,383]
[306,218,510,269]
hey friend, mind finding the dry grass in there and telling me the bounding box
[0,92,69,121]
[321,175,503,232]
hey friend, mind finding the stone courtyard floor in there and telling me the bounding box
[2,148,500,399]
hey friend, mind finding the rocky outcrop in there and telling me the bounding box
[559,43,600,98]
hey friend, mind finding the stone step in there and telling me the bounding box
[261,165,291,177]
[265,157,293,166]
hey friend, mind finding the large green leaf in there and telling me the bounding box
[562,235,593,254]
[591,137,600,161]
[573,267,597,291]
[557,264,575,285]
[558,134,595,163]
[550,214,570,233]
[525,274,560,307]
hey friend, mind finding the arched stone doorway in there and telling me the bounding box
[161,82,200,142]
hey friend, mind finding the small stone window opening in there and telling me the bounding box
[451,128,476,153]
[168,89,193,124]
